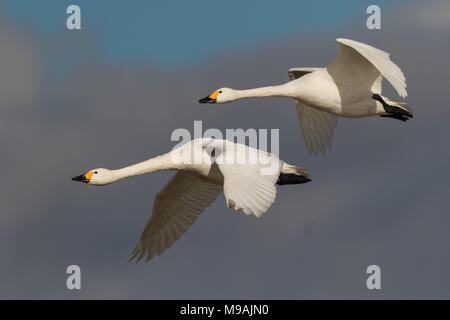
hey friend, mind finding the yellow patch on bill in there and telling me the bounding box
[209,91,220,100]
[84,171,95,180]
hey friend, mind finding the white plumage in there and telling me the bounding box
[334,38,407,98]
[200,38,412,156]
[72,138,310,261]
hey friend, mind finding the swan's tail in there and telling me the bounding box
[277,163,311,185]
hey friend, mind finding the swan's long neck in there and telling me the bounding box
[235,83,295,100]
[112,153,175,181]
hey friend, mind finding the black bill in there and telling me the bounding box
[72,174,89,183]
[198,96,216,104]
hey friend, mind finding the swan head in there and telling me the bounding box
[72,168,115,186]
[198,88,237,104]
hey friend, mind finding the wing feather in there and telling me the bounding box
[334,38,407,98]
[211,140,280,218]
[288,67,338,156]
[296,102,338,156]
[288,67,322,80]
[129,171,222,262]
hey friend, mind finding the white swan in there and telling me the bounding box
[199,38,413,156]
[71,138,310,262]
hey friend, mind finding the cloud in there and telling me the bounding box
[416,1,450,28]
[0,15,40,108]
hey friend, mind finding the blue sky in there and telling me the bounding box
[1,0,399,67]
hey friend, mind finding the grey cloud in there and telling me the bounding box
[415,1,450,29]
[0,17,40,108]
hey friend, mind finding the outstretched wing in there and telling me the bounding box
[130,171,222,262]
[288,67,338,156]
[288,67,322,80]
[210,140,280,218]
[329,38,407,98]
[296,101,338,156]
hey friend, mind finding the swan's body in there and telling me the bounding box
[72,138,310,262]
[199,38,413,156]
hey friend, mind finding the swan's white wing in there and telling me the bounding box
[130,171,222,262]
[287,68,338,156]
[296,101,338,156]
[332,38,407,98]
[212,141,280,218]
[288,67,322,80]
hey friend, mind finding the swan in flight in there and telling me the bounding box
[71,138,311,262]
[199,38,413,156]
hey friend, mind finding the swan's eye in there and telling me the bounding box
[94,171,98,174]
[219,91,222,93]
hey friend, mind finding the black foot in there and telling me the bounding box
[372,93,412,122]
[277,173,311,185]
